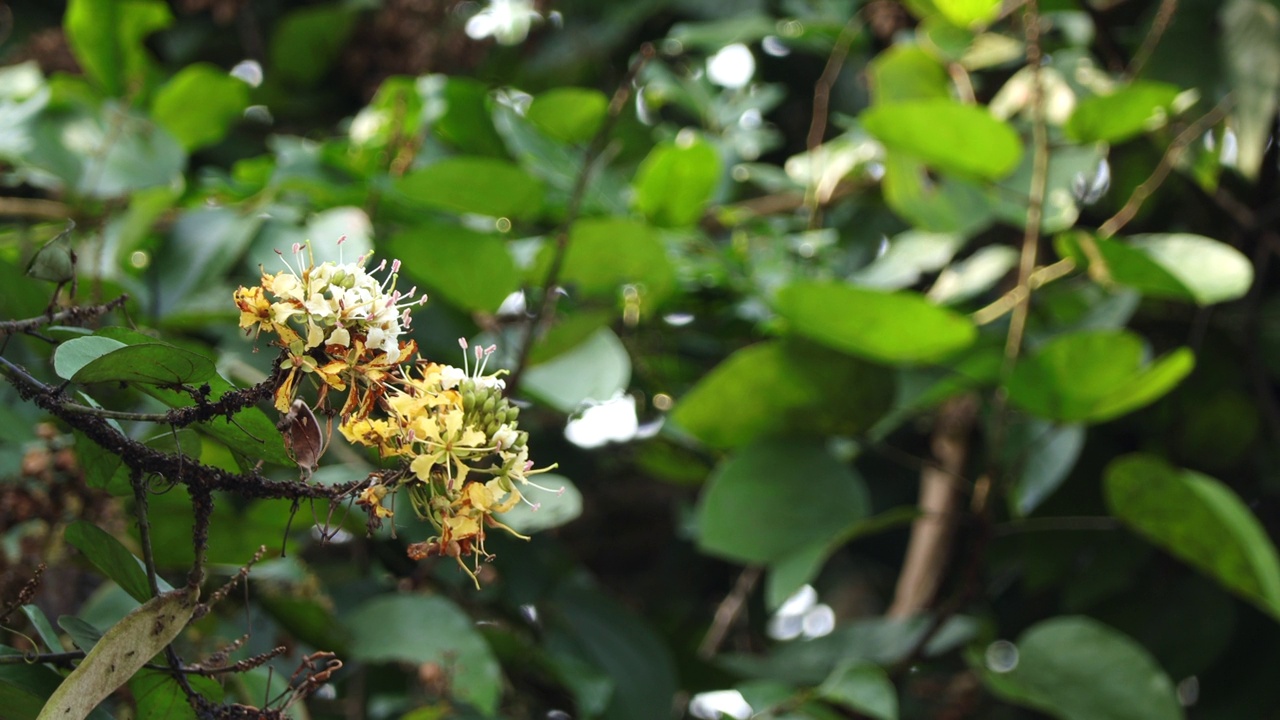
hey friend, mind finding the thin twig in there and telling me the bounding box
[0,197,72,219]
[506,43,656,397]
[805,16,863,229]
[1126,0,1178,80]
[132,467,161,597]
[698,565,762,659]
[0,295,128,336]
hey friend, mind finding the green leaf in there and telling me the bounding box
[57,616,103,653]
[396,157,544,219]
[696,440,870,564]
[64,0,172,97]
[775,281,976,364]
[992,144,1105,232]
[932,0,1002,27]
[1220,0,1280,179]
[863,100,1022,178]
[522,328,631,413]
[0,646,71,720]
[346,595,501,714]
[1007,420,1085,516]
[151,63,249,151]
[65,521,155,603]
[269,4,356,88]
[527,87,609,143]
[21,605,64,653]
[533,218,675,304]
[1006,330,1194,423]
[130,669,222,720]
[1126,233,1254,305]
[979,617,1182,720]
[881,152,996,234]
[868,46,950,104]
[38,588,199,720]
[671,339,894,449]
[819,661,898,720]
[71,343,216,386]
[26,221,77,284]
[632,135,721,227]
[420,75,507,156]
[1105,454,1280,619]
[385,221,520,312]
[1065,82,1182,143]
[53,337,128,381]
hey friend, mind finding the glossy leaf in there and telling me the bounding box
[38,588,199,720]
[385,221,520,312]
[397,157,544,219]
[527,87,609,143]
[1126,233,1254,305]
[697,440,870,564]
[1065,82,1182,143]
[776,281,977,364]
[863,100,1022,179]
[1006,330,1194,423]
[1105,454,1280,619]
[1220,0,1280,179]
[21,605,63,653]
[64,0,172,97]
[151,63,249,150]
[868,46,950,103]
[979,616,1183,720]
[1007,420,1085,516]
[346,594,501,713]
[632,135,721,226]
[819,661,898,720]
[671,339,894,449]
[71,343,216,386]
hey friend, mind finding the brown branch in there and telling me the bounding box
[805,16,863,229]
[887,394,978,618]
[0,197,72,219]
[506,43,656,397]
[0,295,128,336]
[1126,0,1178,80]
[698,565,762,659]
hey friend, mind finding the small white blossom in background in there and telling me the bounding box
[564,393,640,449]
[465,0,542,45]
[230,59,263,88]
[768,584,836,640]
[688,689,753,720]
[706,43,755,89]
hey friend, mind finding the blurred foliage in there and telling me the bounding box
[1,0,1280,718]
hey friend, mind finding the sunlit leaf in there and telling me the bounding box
[1220,0,1280,179]
[151,63,249,150]
[775,281,977,364]
[386,221,520,312]
[1065,82,1182,143]
[632,135,721,227]
[64,0,172,97]
[527,87,608,143]
[397,157,544,219]
[863,100,1022,178]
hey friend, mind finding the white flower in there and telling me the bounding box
[706,43,755,89]
[465,0,541,45]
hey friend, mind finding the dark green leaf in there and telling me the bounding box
[819,661,898,720]
[775,281,977,364]
[697,440,870,564]
[151,63,249,150]
[881,152,996,234]
[396,157,544,219]
[26,221,76,283]
[71,343,216,386]
[671,339,894,449]
[1105,454,1280,619]
[130,670,222,720]
[57,616,103,653]
[64,521,154,603]
[1007,420,1085,516]
[632,135,721,227]
[269,4,356,88]
[863,100,1022,178]
[21,605,64,653]
[976,616,1183,720]
[1065,82,1182,143]
[345,595,502,714]
[533,218,675,305]
[384,221,520,312]
[527,87,609,143]
[0,645,68,720]
[1006,330,1194,423]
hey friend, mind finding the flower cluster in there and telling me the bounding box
[234,240,555,587]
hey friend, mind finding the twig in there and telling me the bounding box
[697,565,762,659]
[805,16,863,229]
[1126,0,1178,80]
[0,295,128,336]
[132,467,161,597]
[1098,97,1233,239]
[0,197,72,219]
[506,43,656,397]
[887,395,978,618]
